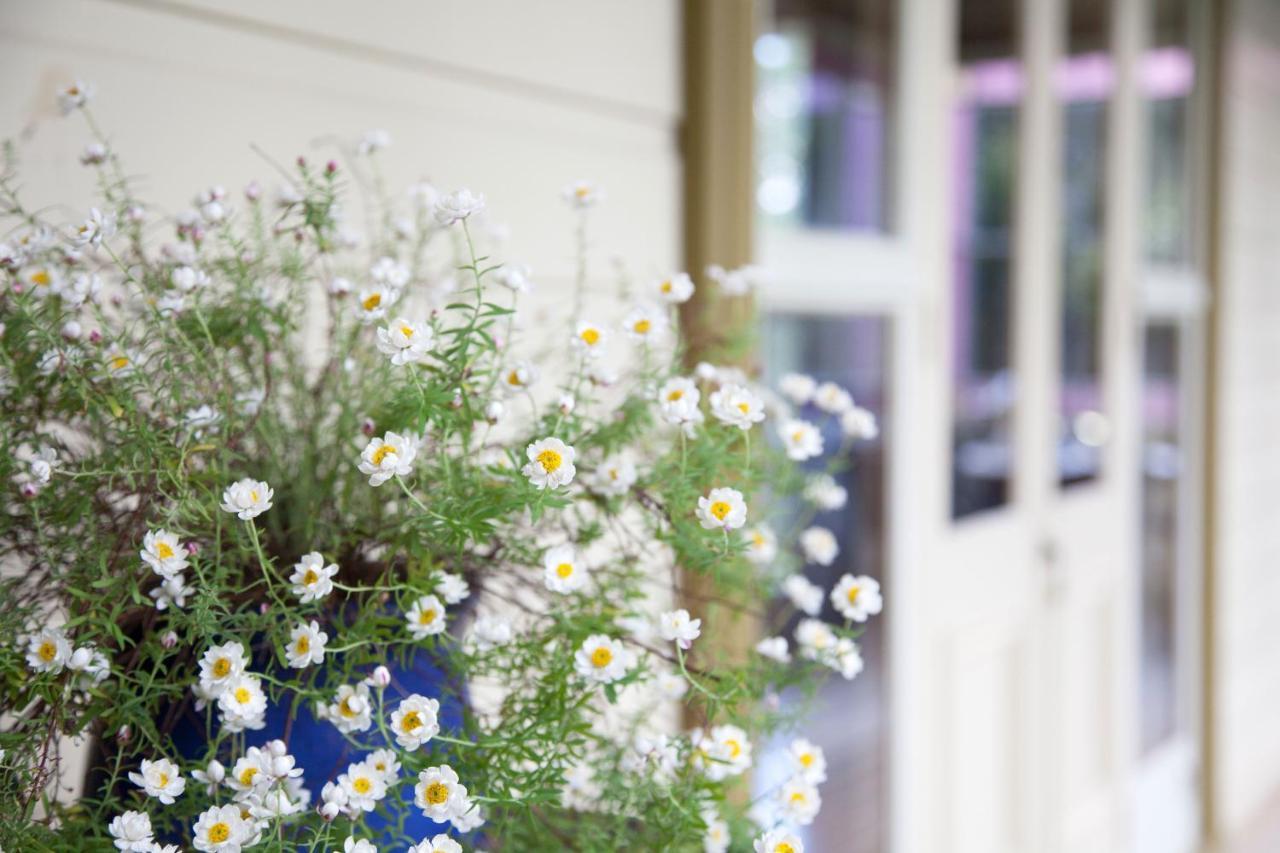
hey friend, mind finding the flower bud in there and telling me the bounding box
[450,390,463,410]
[205,759,225,784]
[326,160,338,175]
[558,394,575,415]
[244,181,262,202]
[116,724,132,744]
[68,647,92,670]
[361,418,376,436]
[60,320,82,341]
[484,401,504,424]
[371,665,391,688]
[161,631,178,649]
[320,802,340,821]
[88,328,103,344]
[185,541,200,555]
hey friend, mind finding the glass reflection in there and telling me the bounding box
[759,314,889,852]
[1145,0,1196,264]
[1058,0,1111,486]
[951,0,1019,518]
[754,0,895,230]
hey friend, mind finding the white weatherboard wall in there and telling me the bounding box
[0,0,682,313]
[0,0,682,798]
[1211,0,1280,842]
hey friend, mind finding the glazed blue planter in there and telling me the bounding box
[169,643,466,844]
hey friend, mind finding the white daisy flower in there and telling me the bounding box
[107,810,153,851]
[654,271,694,304]
[366,748,402,784]
[588,455,637,497]
[501,360,539,394]
[415,764,468,821]
[693,724,752,780]
[543,544,588,594]
[73,207,115,247]
[408,834,463,853]
[64,271,102,306]
[562,180,603,208]
[358,431,417,486]
[574,634,631,683]
[813,381,853,414]
[696,487,747,531]
[841,405,879,440]
[782,574,823,615]
[150,573,193,611]
[795,618,837,660]
[778,419,823,461]
[285,620,328,668]
[657,377,702,427]
[128,757,185,804]
[358,129,391,155]
[831,574,883,622]
[338,759,388,812]
[104,346,137,377]
[216,675,267,733]
[789,738,828,784]
[492,264,533,293]
[754,636,791,663]
[571,321,608,358]
[754,828,805,853]
[435,573,470,604]
[220,478,273,520]
[376,317,434,366]
[69,645,111,687]
[779,372,817,405]
[805,474,848,510]
[522,437,576,489]
[170,265,210,292]
[706,263,762,295]
[468,615,514,651]
[227,749,271,795]
[450,801,485,833]
[191,760,225,797]
[355,286,395,324]
[833,636,865,680]
[289,552,339,602]
[198,642,248,694]
[389,694,441,750]
[433,189,486,227]
[406,594,447,638]
[58,80,94,114]
[710,383,766,430]
[326,684,374,734]
[655,669,689,701]
[192,803,253,852]
[622,304,666,342]
[183,405,222,437]
[344,839,378,853]
[777,776,822,825]
[657,609,701,650]
[26,627,72,673]
[799,526,839,566]
[743,525,777,565]
[21,264,62,297]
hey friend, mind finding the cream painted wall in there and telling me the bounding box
[1211,0,1280,841]
[0,0,683,311]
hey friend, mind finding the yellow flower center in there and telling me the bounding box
[38,641,57,662]
[239,767,258,786]
[31,270,50,286]
[660,280,673,293]
[752,532,765,547]
[339,698,357,718]
[777,844,795,853]
[709,501,732,521]
[799,753,814,767]
[590,646,613,668]
[537,449,562,473]
[249,490,260,503]
[575,186,591,199]
[790,790,807,804]
[67,86,80,96]
[157,771,170,786]
[208,823,230,843]
[555,563,574,579]
[580,328,600,345]
[418,608,437,625]
[725,738,742,759]
[156,541,175,560]
[371,444,396,466]
[110,356,130,371]
[401,711,423,731]
[633,319,651,334]
[295,636,310,654]
[212,658,232,678]
[399,323,414,338]
[234,687,252,704]
[609,468,619,481]
[846,585,860,604]
[425,781,450,805]
[353,776,372,795]
[792,430,805,443]
[736,401,750,414]
[303,569,319,585]
[362,293,382,311]
[507,370,522,386]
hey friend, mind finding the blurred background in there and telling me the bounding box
[2,1,1279,851]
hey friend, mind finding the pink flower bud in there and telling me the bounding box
[326,160,338,175]
[88,328,103,344]
[244,181,262,202]
[320,802,340,821]
[185,541,200,555]
[371,665,391,688]
[361,418,376,436]
[116,724,132,744]
[161,631,178,649]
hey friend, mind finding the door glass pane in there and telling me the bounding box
[758,313,890,852]
[1145,0,1196,265]
[1057,0,1112,486]
[951,0,1020,518]
[754,0,896,231]
[1140,323,1182,753]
